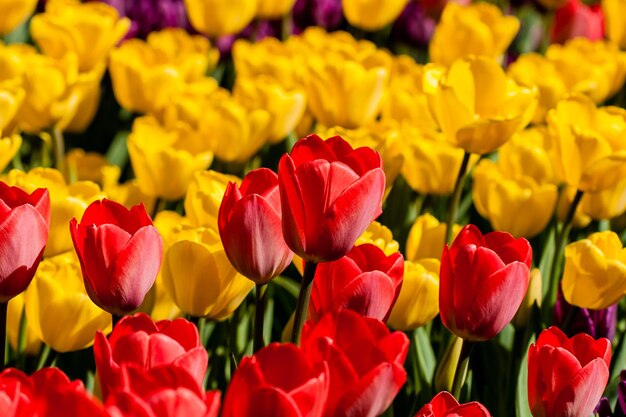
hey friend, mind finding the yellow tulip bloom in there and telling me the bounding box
[429,2,520,67]
[604,0,626,49]
[30,0,130,72]
[547,95,626,193]
[513,268,542,328]
[0,135,21,173]
[355,221,400,256]
[64,148,109,184]
[424,56,537,155]
[582,178,626,220]
[128,116,213,200]
[343,0,409,31]
[101,166,155,213]
[557,186,592,229]
[0,0,37,35]
[387,259,440,330]
[24,252,112,352]
[184,170,241,229]
[256,0,296,18]
[405,213,461,262]
[0,84,25,134]
[498,127,555,185]
[162,226,254,319]
[562,231,626,309]
[184,0,257,36]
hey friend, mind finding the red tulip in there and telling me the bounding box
[278,134,385,262]
[528,326,611,417]
[105,366,220,417]
[551,0,604,44]
[0,182,50,302]
[222,343,329,417]
[302,309,409,417]
[309,243,404,323]
[440,224,532,341]
[415,391,492,417]
[94,313,208,400]
[69,199,163,315]
[218,168,294,284]
[0,367,107,416]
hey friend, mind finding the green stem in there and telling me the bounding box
[445,152,471,245]
[291,261,318,346]
[253,283,268,353]
[151,198,166,220]
[451,339,473,399]
[36,344,51,370]
[544,189,584,320]
[51,127,65,172]
[0,302,6,371]
[17,305,27,369]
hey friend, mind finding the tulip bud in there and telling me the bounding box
[513,268,542,328]
[405,213,460,262]
[415,391,492,417]
[434,335,465,393]
[343,0,409,31]
[551,0,605,45]
[184,0,257,36]
[0,0,37,35]
[604,0,626,49]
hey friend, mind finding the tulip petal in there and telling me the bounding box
[248,387,302,417]
[550,358,609,417]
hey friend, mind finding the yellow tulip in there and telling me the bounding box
[435,334,464,392]
[64,148,108,184]
[7,294,41,356]
[109,29,218,114]
[2,168,104,256]
[201,97,271,163]
[557,186,592,229]
[343,0,409,31]
[30,0,130,72]
[0,84,25,134]
[582,178,626,220]
[405,213,461,261]
[0,0,37,35]
[64,64,106,133]
[128,116,213,200]
[162,226,254,319]
[184,0,257,36]
[604,0,626,49]
[400,126,478,195]
[424,56,537,155]
[513,268,542,328]
[546,39,626,104]
[256,0,296,18]
[355,221,400,256]
[24,252,112,352]
[472,160,557,238]
[184,170,241,229]
[101,166,156,213]
[429,2,520,67]
[305,55,388,129]
[387,259,440,330]
[562,231,626,309]
[234,76,307,143]
[0,134,21,173]
[507,53,568,123]
[498,127,555,185]
[547,95,626,193]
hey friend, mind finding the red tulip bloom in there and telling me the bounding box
[415,391,492,417]
[528,326,611,417]
[222,343,329,417]
[551,0,604,44]
[0,182,50,302]
[0,367,107,416]
[278,134,385,262]
[302,309,409,417]
[440,224,532,341]
[105,366,220,417]
[69,199,163,315]
[218,168,294,284]
[309,243,404,323]
[94,313,208,400]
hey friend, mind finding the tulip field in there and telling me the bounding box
[2,0,626,416]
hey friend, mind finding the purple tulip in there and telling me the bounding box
[554,289,617,342]
[292,0,343,33]
[391,0,436,46]
[595,371,626,417]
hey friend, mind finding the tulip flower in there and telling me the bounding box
[429,3,520,67]
[301,309,409,417]
[222,343,329,417]
[0,84,24,134]
[415,391,491,417]
[185,170,240,229]
[0,136,21,175]
[278,134,385,263]
[105,366,221,417]
[94,313,208,400]
[309,244,403,323]
[551,0,605,45]
[388,259,440,330]
[513,268,543,328]
[561,231,626,310]
[581,177,626,220]
[0,0,37,35]
[69,199,163,316]
[0,367,108,416]
[256,0,297,18]
[528,326,611,417]
[423,56,537,155]
[604,0,626,49]
[355,221,400,256]
[219,168,293,285]
[128,116,214,200]
[342,0,409,31]
[405,213,460,262]
[595,371,626,417]
[0,181,50,303]
[440,224,532,341]
[554,289,617,341]
[24,252,112,353]
[292,0,343,32]
[30,0,130,72]
[161,226,254,319]
[184,0,257,36]
[548,96,626,193]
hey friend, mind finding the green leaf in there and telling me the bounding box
[106,131,129,168]
[414,327,436,385]
[273,276,301,299]
[516,335,535,417]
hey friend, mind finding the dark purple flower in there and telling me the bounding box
[595,371,626,417]
[292,0,343,33]
[554,289,617,342]
[216,19,282,56]
[390,1,436,46]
